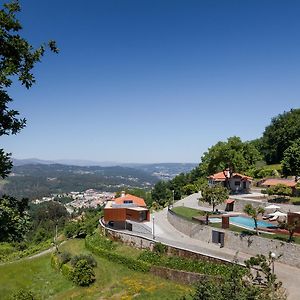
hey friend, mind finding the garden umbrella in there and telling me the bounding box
[265,204,281,210]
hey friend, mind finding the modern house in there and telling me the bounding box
[103,192,150,229]
[260,178,298,196]
[208,170,252,193]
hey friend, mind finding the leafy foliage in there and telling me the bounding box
[281,139,300,178]
[278,219,300,242]
[153,242,168,254]
[28,201,69,242]
[85,234,151,272]
[0,1,58,179]
[261,109,300,164]
[10,289,35,300]
[70,254,97,268]
[72,259,96,286]
[138,250,244,278]
[0,195,30,242]
[189,254,287,300]
[151,180,173,207]
[245,253,287,299]
[266,184,292,197]
[243,204,265,235]
[59,251,72,264]
[201,185,229,212]
[199,136,262,176]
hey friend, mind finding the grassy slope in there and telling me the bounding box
[171,206,205,221]
[0,239,190,300]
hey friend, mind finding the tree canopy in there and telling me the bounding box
[198,136,261,176]
[261,109,300,164]
[0,195,30,242]
[0,1,58,242]
[281,139,300,178]
[201,185,229,212]
[0,0,58,178]
[243,204,265,235]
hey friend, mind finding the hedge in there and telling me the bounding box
[51,253,74,281]
[137,250,246,279]
[85,235,151,273]
[61,263,74,281]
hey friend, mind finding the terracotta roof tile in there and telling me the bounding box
[261,178,297,188]
[208,171,252,181]
[114,194,146,207]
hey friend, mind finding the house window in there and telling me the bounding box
[234,181,240,186]
[124,200,133,204]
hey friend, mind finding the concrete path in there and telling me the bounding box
[139,195,300,300]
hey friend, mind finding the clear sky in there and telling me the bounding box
[2,0,300,163]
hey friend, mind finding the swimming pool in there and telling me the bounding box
[229,216,274,229]
[209,216,276,230]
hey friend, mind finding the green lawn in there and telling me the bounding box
[0,239,190,300]
[290,197,300,205]
[171,206,206,221]
[0,254,73,299]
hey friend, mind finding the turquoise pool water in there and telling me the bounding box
[229,216,273,229]
[209,216,276,230]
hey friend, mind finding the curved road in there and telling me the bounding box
[145,193,300,300]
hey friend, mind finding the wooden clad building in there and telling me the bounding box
[104,192,150,228]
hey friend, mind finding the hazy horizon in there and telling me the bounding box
[3,0,300,163]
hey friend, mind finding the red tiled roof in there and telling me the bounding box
[225,199,235,204]
[114,194,146,207]
[261,178,297,188]
[208,171,252,181]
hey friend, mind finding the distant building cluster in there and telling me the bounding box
[32,189,115,212]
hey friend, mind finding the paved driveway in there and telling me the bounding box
[142,195,300,300]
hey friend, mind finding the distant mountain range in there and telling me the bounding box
[12,158,197,179]
[13,158,197,169]
[13,158,120,167]
[1,160,197,200]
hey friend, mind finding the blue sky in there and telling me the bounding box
[2,0,300,163]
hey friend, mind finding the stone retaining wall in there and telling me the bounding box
[101,220,233,266]
[150,266,217,285]
[168,209,300,268]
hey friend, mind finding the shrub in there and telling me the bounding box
[64,221,80,238]
[50,253,61,270]
[0,243,15,256]
[72,259,95,286]
[61,263,74,281]
[10,289,35,300]
[137,250,246,278]
[59,251,72,264]
[87,233,116,251]
[70,254,97,268]
[153,242,168,254]
[85,235,150,272]
[267,184,292,197]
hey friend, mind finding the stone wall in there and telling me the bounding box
[150,266,218,285]
[168,209,300,268]
[101,219,233,266]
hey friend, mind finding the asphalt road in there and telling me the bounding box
[141,194,300,300]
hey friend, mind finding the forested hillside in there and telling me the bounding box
[150,108,300,207]
[0,164,158,199]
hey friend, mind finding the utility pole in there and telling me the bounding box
[152,215,155,240]
[54,220,59,252]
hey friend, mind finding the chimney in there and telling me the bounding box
[121,191,125,197]
[226,168,231,178]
